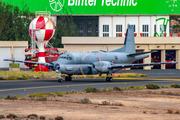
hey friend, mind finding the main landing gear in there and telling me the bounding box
[106,73,113,82]
[65,75,72,81]
[106,77,113,82]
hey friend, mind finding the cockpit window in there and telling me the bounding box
[67,56,72,60]
[59,55,72,60]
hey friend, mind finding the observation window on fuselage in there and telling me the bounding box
[60,56,72,60]
[68,57,72,60]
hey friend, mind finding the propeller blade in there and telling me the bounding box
[96,55,102,65]
[82,53,90,60]
[80,67,87,77]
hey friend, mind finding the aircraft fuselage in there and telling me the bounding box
[52,52,148,75]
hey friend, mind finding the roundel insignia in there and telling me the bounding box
[49,0,65,12]
[111,60,114,63]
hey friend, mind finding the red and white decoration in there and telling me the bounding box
[29,16,55,63]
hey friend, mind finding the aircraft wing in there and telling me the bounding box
[3,59,53,67]
[110,61,178,69]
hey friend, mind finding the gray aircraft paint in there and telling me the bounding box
[51,24,148,75]
[4,24,177,82]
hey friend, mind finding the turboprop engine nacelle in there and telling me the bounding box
[92,61,112,73]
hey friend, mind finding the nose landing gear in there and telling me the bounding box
[56,70,63,83]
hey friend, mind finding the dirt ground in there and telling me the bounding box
[1,88,180,120]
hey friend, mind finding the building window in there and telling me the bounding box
[79,22,83,36]
[116,25,122,37]
[103,25,109,37]
[160,25,166,37]
[96,22,99,36]
[142,25,149,37]
[132,25,135,32]
[87,22,92,36]
[154,25,156,37]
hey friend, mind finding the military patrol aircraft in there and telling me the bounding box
[4,24,177,82]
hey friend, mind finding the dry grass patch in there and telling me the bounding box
[167,109,173,114]
[0,71,147,80]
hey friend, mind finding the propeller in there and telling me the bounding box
[82,54,103,78]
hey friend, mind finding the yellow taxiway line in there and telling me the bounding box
[0,79,178,92]
[114,78,180,81]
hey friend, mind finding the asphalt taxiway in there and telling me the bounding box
[0,69,180,98]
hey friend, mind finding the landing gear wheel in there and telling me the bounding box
[106,77,113,82]
[109,77,113,82]
[106,77,110,82]
[58,79,63,83]
[65,76,72,81]
[68,77,72,81]
[65,76,69,81]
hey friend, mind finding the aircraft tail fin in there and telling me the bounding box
[110,24,135,53]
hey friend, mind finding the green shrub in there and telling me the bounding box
[101,88,106,92]
[0,77,4,80]
[129,86,134,89]
[0,115,5,119]
[27,93,52,97]
[9,63,20,68]
[5,76,18,80]
[122,87,127,90]
[6,114,18,119]
[112,86,121,91]
[55,116,64,120]
[145,84,160,89]
[83,87,99,93]
[4,95,22,100]
[17,76,28,80]
[80,98,91,104]
[112,102,124,106]
[106,87,112,92]
[161,85,171,88]
[65,91,69,94]
[71,90,77,93]
[174,111,179,114]
[101,101,110,105]
[36,97,47,101]
[40,116,46,120]
[88,75,94,78]
[27,114,38,118]
[134,86,145,90]
[171,83,180,88]
[71,90,75,93]
[167,109,173,114]
[53,92,64,97]
[139,74,147,77]
[61,74,66,78]
[26,92,68,97]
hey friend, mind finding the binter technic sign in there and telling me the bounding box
[2,0,180,15]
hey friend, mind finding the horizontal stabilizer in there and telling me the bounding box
[127,50,158,56]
